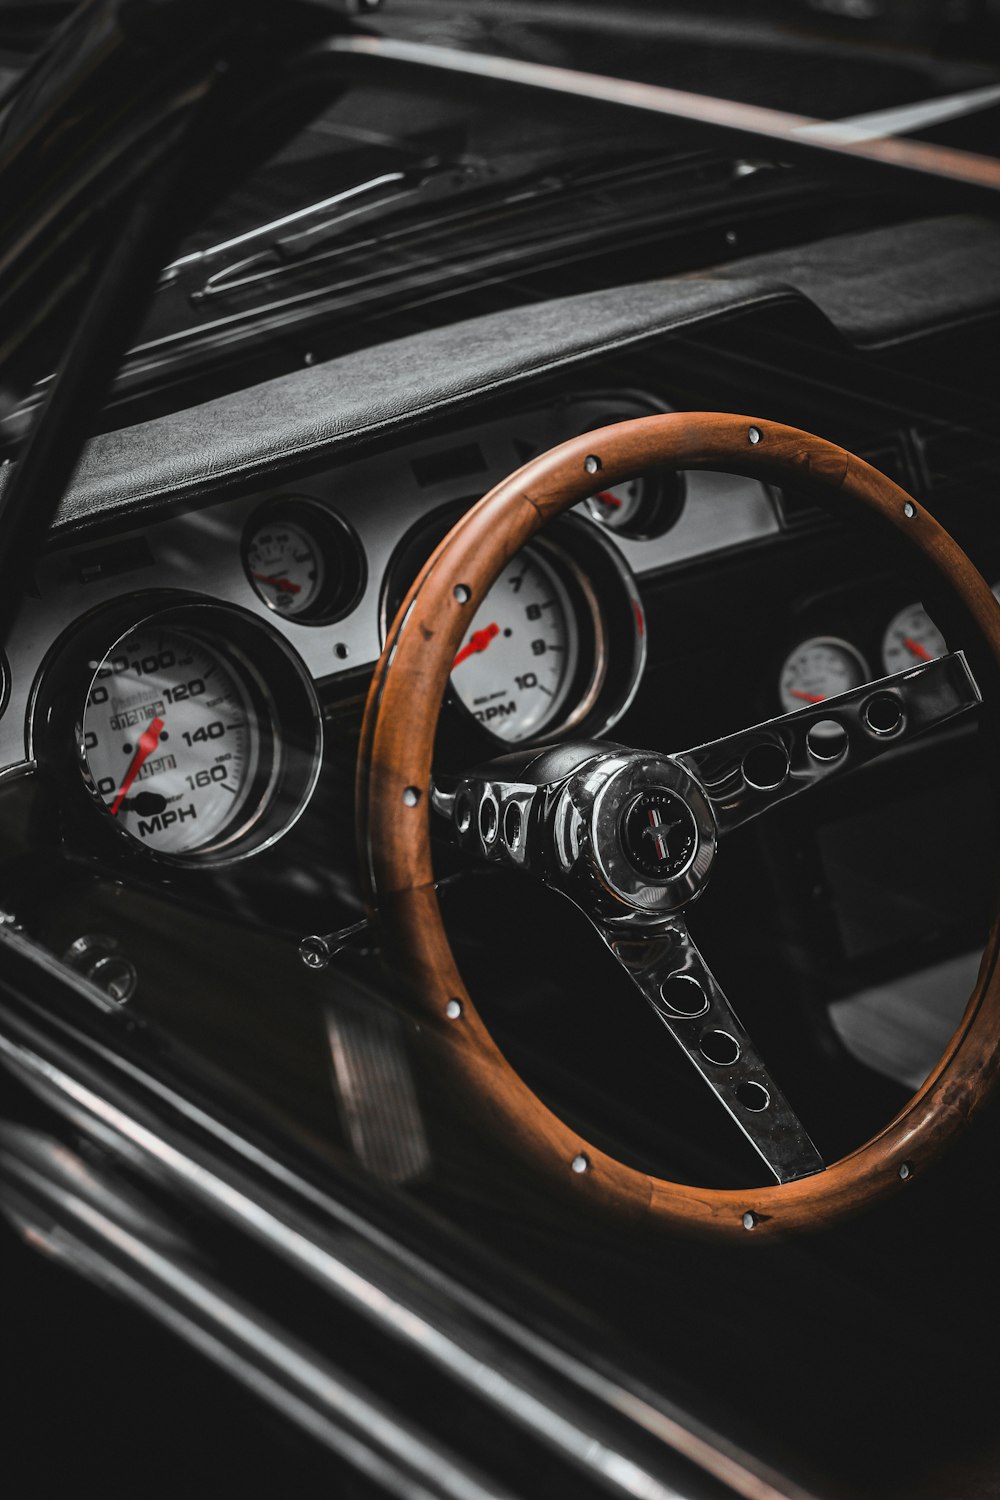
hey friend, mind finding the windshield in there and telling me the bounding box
[82,4,1000,427]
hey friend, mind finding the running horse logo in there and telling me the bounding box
[642,808,683,863]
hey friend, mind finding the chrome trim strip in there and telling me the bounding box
[323,36,1000,195]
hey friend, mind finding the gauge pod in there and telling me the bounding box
[580,469,685,539]
[30,595,322,867]
[385,511,646,751]
[243,496,365,624]
[564,390,684,539]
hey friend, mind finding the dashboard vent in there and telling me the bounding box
[918,425,1000,502]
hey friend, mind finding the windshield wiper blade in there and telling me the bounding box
[165,170,409,275]
[165,155,538,297]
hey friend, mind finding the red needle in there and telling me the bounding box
[790,689,826,703]
[253,572,301,595]
[110,716,165,817]
[452,622,500,669]
[594,490,623,510]
[903,635,932,662]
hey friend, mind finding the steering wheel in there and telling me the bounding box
[358,413,1000,1237]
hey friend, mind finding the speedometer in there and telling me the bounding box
[82,626,263,855]
[449,547,580,743]
[32,597,324,866]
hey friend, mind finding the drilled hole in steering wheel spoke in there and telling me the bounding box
[742,741,790,791]
[699,1029,741,1067]
[659,974,709,1017]
[806,719,848,760]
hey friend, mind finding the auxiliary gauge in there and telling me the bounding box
[881,603,946,674]
[779,636,869,728]
[243,497,364,625]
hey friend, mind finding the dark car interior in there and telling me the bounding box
[3,5,1000,1498]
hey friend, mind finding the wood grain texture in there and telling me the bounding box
[358,412,1000,1237]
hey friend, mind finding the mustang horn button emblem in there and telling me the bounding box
[620,788,699,882]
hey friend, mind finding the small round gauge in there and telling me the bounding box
[882,603,946,674]
[581,471,684,539]
[243,498,365,624]
[82,625,264,856]
[449,546,581,743]
[779,636,869,716]
[583,477,648,531]
[247,518,325,617]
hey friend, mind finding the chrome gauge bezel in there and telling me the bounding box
[30,593,323,869]
[382,510,647,751]
[242,494,366,626]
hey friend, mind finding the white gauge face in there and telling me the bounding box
[82,627,262,856]
[582,477,646,531]
[882,603,946,674]
[246,518,325,616]
[779,636,869,717]
[449,547,581,743]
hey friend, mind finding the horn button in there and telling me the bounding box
[557,752,718,916]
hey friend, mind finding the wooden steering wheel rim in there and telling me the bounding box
[358,412,1000,1237]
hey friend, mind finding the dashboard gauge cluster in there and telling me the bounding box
[32,596,322,866]
[386,512,646,750]
[242,497,364,625]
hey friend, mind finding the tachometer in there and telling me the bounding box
[385,514,644,749]
[82,626,261,855]
[449,546,580,743]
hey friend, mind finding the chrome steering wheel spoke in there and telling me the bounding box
[594,914,824,1185]
[678,651,980,836]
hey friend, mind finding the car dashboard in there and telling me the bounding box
[1,213,998,1202]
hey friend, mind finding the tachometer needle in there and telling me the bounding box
[110,716,165,817]
[903,635,932,662]
[253,572,301,595]
[594,490,623,510]
[790,689,826,703]
[452,622,500,669]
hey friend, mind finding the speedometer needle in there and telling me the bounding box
[903,635,932,661]
[452,622,500,669]
[594,490,623,510]
[790,689,826,703]
[110,716,165,817]
[253,572,301,595]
